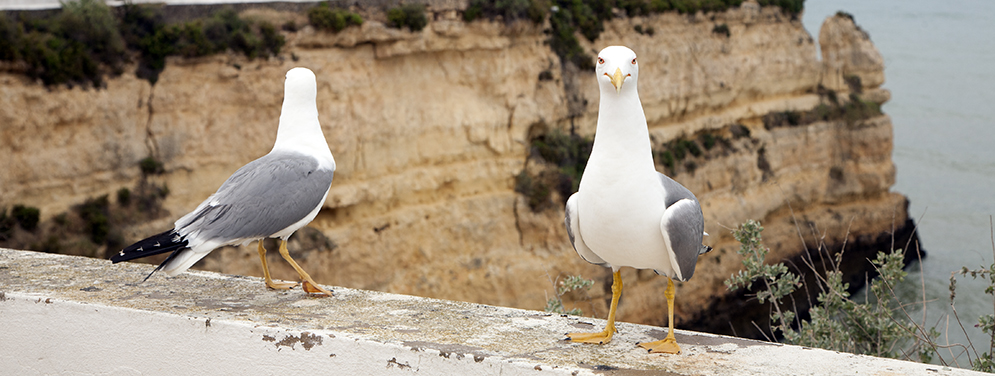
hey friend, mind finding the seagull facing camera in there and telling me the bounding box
[111,67,335,297]
[563,46,711,354]
[596,46,639,95]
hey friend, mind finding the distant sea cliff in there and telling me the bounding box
[0,0,915,337]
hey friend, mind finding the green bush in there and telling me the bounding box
[659,150,676,172]
[532,129,593,198]
[844,74,862,93]
[951,264,995,371]
[77,195,110,244]
[259,22,285,56]
[12,205,40,232]
[0,0,125,87]
[766,92,883,130]
[0,14,19,61]
[2,2,287,86]
[139,156,164,175]
[756,0,804,15]
[545,274,594,315]
[465,0,548,23]
[548,7,589,69]
[558,0,607,42]
[120,3,170,83]
[618,0,650,16]
[726,220,937,361]
[116,187,132,207]
[700,133,716,150]
[59,0,125,67]
[0,208,14,240]
[655,136,711,175]
[307,2,363,32]
[762,110,802,129]
[712,23,730,37]
[464,2,484,22]
[514,171,552,211]
[514,129,593,211]
[387,3,428,32]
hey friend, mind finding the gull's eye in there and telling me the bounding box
[598,57,604,64]
[631,58,637,65]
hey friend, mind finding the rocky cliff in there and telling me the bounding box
[0,2,911,334]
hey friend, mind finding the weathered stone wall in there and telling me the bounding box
[0,3,905,332]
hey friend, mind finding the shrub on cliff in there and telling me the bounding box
[0,2,287,87]
[0,208,14,240]
[307,2,363,32]
[0,14,19,61]
[11,205,40,232]
[0,0,125,87]
[119,3,170,83]
[756,0,804,15]
[712,23,730,37]
[764,92,883,130]
[465,0,548,23]
[387,3,428,32]
[514,129,593,211]
[548,0,614,70]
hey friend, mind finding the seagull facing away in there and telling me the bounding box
[111,67,335,297]
[564,46,711,354]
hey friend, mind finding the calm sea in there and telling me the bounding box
[803,0,995,365]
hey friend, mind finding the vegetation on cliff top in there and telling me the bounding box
[119,4,285,84]
[307,2,363,33]
[461,0,804,70]
[0,0,288,87]
[387,3,429,32]
[0,0,806,88]
[0,0,124,87]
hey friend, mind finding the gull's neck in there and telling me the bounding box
[272,94,336,170]
[588,84,655,175]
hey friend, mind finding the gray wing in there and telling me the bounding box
[658,173,706,281]
[659,172,697,208]
[177,151,335,242]
[564,193,609,267]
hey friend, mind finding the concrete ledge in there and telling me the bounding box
[0,248,980,375]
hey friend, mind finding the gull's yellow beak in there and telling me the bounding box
[610,67,626,94]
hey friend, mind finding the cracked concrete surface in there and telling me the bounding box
[0,248,982,375]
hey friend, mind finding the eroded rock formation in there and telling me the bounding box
[0,4,909,334]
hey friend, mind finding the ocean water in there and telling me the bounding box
[803,0,995,365]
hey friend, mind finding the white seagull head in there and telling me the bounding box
[595,46,639,95]
[283,67,318,106]
[273,67,335,171]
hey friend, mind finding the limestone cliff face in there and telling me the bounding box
[0,4,906,331]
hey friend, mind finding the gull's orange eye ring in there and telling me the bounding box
[631,58,637,65]
[598,57,605,64]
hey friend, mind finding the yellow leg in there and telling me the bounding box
[278,239,333,297]
[258,241,297,290]
[638,277,681,354]
[567,270,622,345]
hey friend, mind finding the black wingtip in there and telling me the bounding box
[111,229,188,263]
[142,245,185,282]
[699,245,713,255]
